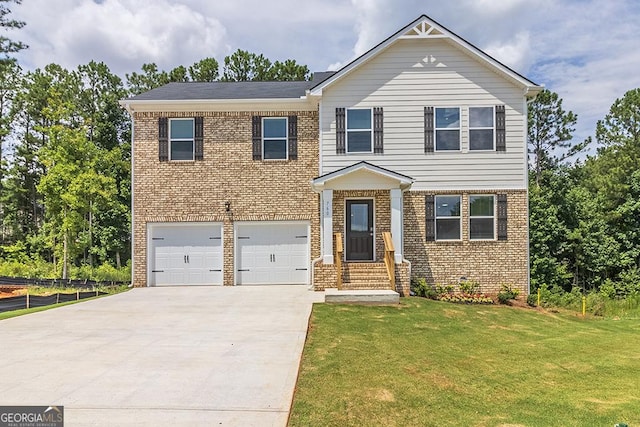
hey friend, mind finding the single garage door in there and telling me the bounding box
[149,223,223,286]
[236,222,309,285]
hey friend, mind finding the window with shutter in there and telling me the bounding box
[495,105,506,152]
[158,117,168,162]
[425,195,435,241]
[497,193,508,240]
[252,116,262,160]
[336,108,345,154]
[424,107,434,153]
[288,115,298,160]
[194,116,204,160]
[169,118,194,161]
[373,107,383,153]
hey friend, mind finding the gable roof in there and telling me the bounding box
[311,161,414,191]
[310,14,541,96]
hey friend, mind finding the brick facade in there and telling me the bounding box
[132,110,320,287]
[404,190,529,295]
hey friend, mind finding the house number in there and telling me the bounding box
[324,199,332,217]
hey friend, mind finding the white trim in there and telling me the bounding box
[312,161,413,191]
[390,188,403,263]
[168,118,195,161]
[346,108,373,154]
[119,97,316,113]
[322,190,334,264]
[434,107,461,152]
[435,194,462,241]
[233,220,311,285]
[262,116,288,161]
[344,198,376,262]
[468,106,496,152]
[468,194,496,241]
[147,221,224,287]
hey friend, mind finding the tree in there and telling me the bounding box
[168,65,188,83]
[188,57,219,82]
[271,59,309,81]
[0,0,27,63]
[125,63,169,95]
[528,89,578,186]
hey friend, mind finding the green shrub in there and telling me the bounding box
[526,293,538,307]
[497,284,520,304]
[435,283,454,296]
[458,279,480,294]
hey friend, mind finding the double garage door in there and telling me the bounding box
[148,222,309,286]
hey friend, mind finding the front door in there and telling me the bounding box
[346,200,374,261]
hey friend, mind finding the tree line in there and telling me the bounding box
[528,88,640,297]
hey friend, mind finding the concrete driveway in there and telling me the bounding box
[0,286,324,426]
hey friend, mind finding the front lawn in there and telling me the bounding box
[289,298,640,426]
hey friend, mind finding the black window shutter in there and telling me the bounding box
[336,107,345,154]
[424,107,434,153]
[373,107,383,153]
[288,115,298,160]
[158,117,168,161]
[252,116,262,160]
[497,193,508,240]
[425,195,435,241]
[194,116,204,160]
[496,105,506,152]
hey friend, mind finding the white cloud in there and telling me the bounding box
[14,0,227,75]
[484,31,531,72]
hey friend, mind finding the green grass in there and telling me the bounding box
[289,298,640,426]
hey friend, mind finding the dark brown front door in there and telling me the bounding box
[346,200,374,261]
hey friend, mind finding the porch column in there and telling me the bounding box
[322,189,334,264]
[390,188,403,263]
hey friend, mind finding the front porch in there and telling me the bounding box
[311,162,413,296]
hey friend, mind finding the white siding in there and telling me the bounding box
[319,39,528,190]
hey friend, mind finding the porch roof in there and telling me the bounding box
[311,161,414,191]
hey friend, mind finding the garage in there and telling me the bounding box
[236,222,309,285]
[148,223,223,286]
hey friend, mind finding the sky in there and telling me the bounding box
[9,0,640,150]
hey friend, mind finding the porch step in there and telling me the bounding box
[324,288,400,304]
[341,262,392,291]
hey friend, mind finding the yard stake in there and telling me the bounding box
[537,288,541,307]
[582,296,586,316]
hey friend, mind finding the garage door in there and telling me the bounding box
[149,223,223,286]
[236,222,309,285]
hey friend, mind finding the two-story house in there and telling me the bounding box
[121,15,542,297]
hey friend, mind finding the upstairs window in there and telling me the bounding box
[469,107,495,150]
[263,117,288,160]
[469,195,495,239]
[170,118,194,161]
[435,195,461,240]
[435,107,460,151]
[346,109,372,153]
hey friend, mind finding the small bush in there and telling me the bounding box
[411,278,433,298]
[459,279,480,294]
[435,283,455,296]
[527,293,538,307]
[497,284,520,304]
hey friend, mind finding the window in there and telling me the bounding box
[435,107,460,151]
[469,195,495,239]
[346,109,372,152]
[469,107,494,150]
[170,118,194,161]
[435,195,461,240]
[263,117,288,160]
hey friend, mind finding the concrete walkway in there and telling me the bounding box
[0,286,324,426]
